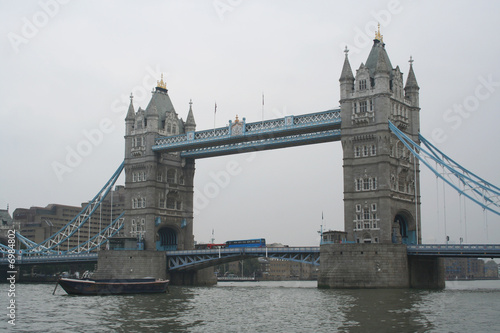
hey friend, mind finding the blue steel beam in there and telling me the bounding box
[389,122,500,216]
[181,130,341,159]
[407,244,500,258]
[153,109,341,158]
[0,253,98,265]
[166,247,321,271]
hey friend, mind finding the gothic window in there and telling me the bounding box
[397,142,404,159]
[363,209,370,220]
[355,146,361,157]
[172,123,177,134]
[371,144,377,156]
[157,172,163,182]
[179,175,185,185]
[167,169,176,183]
[357,222,362,230]
[132,173,136,182]
[360,101,367,113]
[356,179,362,191]
[363,178,370,190]
[369,99,374,112]
[363,145,369,156]
[167,123,172,133]
[353,102,357,114]
[141,136,145,146]
[176,201,182,210]
[166,196,176,209]
[356,204,361,212]
[371,203,377,211]
[359,79,367,90]
[398,174,406,192]
[371,177,377,190]
[141,198,146,208]
[142,171,146,181]
[364,221,371,229]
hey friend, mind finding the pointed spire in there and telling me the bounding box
[405,56,419,89]
[185,99,196,132]
[126,93,135,120]
[374,49,390,74]
[340,46,354,81]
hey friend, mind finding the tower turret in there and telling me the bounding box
[125,93,135,135]
[404,57,420,107]
[185,99,196,133]
[339,46,355,99]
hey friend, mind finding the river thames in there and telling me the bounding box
[2,280,500,332]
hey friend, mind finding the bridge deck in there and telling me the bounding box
[3,244,500,266]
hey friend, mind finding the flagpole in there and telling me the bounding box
[214,101,217,134]
[261,92,264,128]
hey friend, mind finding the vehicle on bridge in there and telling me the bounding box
[195,238,266,249]
[225,238,266,248]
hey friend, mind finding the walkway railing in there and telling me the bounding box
[153,109,341,158]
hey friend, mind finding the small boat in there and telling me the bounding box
[56,277,169,295]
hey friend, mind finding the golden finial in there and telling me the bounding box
[157,73,167,89]
[235,115,239,123]
[375,23,383,42]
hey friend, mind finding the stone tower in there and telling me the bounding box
[339,28,421,244]
[123,75,196,251]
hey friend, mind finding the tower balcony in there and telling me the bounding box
[351,111,374,125]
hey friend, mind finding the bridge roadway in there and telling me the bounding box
[2,244,500,267]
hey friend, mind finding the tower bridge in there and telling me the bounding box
[3,28,500,288]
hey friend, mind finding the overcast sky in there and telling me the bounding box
[1,0,499,246]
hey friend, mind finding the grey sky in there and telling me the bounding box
[1,0,499,246]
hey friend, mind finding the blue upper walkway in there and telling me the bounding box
[152,109,341,158]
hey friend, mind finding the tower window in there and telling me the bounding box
[167,169,176,183]
[371,144,377,156]
[359,80,367,90]
[355,146,361,157]
[360,101,367,113]
[356,179,362,191]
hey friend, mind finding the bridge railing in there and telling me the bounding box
[407,244,500,257]
[153,109,341,152]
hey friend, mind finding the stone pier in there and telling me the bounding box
[318,243,444,289]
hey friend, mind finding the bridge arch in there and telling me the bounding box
[156,227,178,251]
[392,210,416,245]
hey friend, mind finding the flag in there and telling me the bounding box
[215,102,217,114]
[322,211,324,220]
[262,93,264,106]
